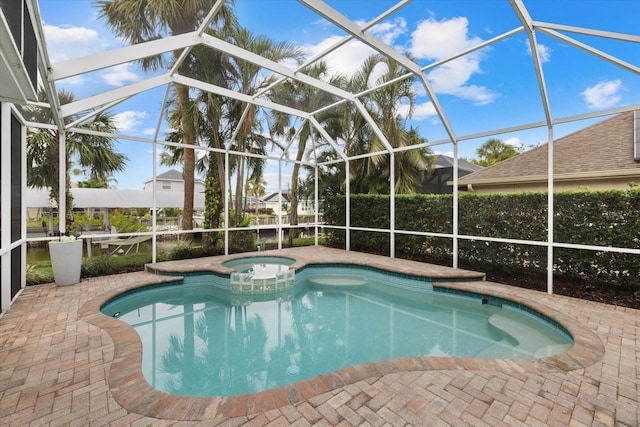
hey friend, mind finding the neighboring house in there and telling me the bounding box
[458,111,640,193]
[27,170,208,230]
[262,192,317,216]
[143,169,206,194]
[421,154,483,194]
[26,187,206,223]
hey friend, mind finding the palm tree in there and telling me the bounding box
[270,61,343,240]
[155,25,301,230]
[226,27,302,223]
[472,138,520,167]
[301,149,345,199]
[98,0,236,235]
[158,38,236,240]
[74,167,118,188]
[245,175,267,214]
[24,90,127,233]
[344,54,431,194]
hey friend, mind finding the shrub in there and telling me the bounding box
[81,255,116,277]
[25,264,53,285]
[324,189,640,290]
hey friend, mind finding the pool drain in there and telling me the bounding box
[287,365,300,376]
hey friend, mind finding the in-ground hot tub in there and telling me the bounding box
[222,256,296,295]
[222,256,295,278]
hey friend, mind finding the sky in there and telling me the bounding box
[36,0,640,192]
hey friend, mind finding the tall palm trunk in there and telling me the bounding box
[177,83,195,236]
[289,137,306,243]
[235,154,245,221]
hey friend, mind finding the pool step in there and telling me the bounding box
[487,313,572,358]
[307,277,368,286]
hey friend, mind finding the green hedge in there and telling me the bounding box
[324,189,640,290]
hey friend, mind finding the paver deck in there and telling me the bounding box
[1,247,638,426]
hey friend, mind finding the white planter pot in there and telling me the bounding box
[49,239,83,286]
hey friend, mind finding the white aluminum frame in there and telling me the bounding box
[1,0,639,316]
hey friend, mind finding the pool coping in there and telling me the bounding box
[78,247,604,422]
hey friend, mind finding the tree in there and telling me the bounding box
[472,138,520,167]
[270,61,343,240]
[24,90,127,234]
[156,24,300,230]
[74,170,117,188]
[245,175,267,214]
[98,0,236,236]
[226,27,302,223]
[301,149,346,199]
[331,54,432,194]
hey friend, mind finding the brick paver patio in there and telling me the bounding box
[0,247,638,426]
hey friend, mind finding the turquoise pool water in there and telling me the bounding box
[102,267,573,397]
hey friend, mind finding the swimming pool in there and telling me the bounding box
[101,264,573,397]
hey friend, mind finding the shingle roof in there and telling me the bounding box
[154,169,183,181]
[144,169,205,185]
[459,111,640,184]
[263,192,292,203]
[433,154,483,173]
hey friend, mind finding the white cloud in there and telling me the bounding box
[526,42,552,63]
[580,79,623,109]
[102,63,140,87]
[398,101,437,121]
[301,36,375,78]
[301,18,407,79]
[43,23,108,62]
[536,44,552,63]
[311,18,334,31]
[113,111,148,132]
[360,17,408,46]
[504,137,522,148]
[409,16,497,105]
[57,75,88,86]
[410,16,481,60]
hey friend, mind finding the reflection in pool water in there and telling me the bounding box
[102,268,573,397]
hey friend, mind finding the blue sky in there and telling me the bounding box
[36,0,640,191]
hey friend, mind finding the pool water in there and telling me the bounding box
[102,271,573,397]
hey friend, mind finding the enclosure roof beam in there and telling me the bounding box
[64,98,126,130]
[353,98,394,153]
[509,0,552,127]
[312,26,524,119]
[537,28,640,75]
[279,120,307,161]
[201,33,357,105]
[308,116,348,162]
[169,0,227,76]
[49,32,199,81]
[533,21,640,43]
[255,0,412,103]
[173,74,310,119]
[59,74,172,118]
[299,0,457,143]
[27,0,63,128]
